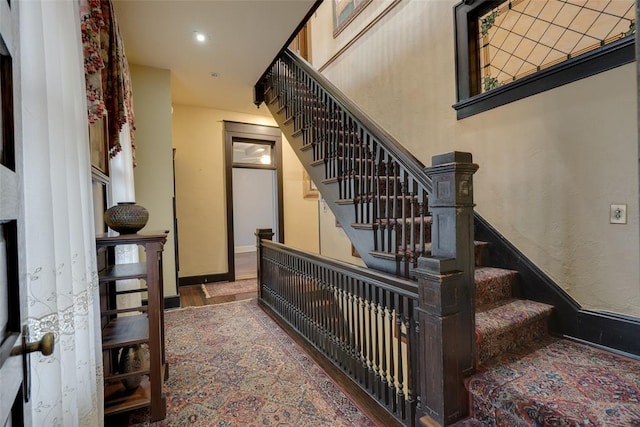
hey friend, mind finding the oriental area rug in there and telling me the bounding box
[128,299,376,426]
[201,279,257,300]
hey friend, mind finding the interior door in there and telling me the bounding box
[0,2,29,424]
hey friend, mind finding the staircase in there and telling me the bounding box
[256,49,640,426]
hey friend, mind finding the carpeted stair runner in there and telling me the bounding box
[457,245,640,426]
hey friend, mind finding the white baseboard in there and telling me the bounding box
[234,245,256,254]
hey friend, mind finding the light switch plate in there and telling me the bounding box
[610,204,627,224]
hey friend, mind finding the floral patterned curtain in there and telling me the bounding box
[80,0,136,164]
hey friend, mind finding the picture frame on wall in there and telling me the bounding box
[303,170,319,199]
[88,115,109,175]
[333,0,372,37]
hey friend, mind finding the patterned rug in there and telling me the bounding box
[466,337,640,426]
[128,299,376,426]
[201,279,257,299]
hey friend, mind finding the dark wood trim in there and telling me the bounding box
[0,49,15,171]
[224,121,284,283]
[178,273,231,287]
[254,0,323,106]
[453,0,636,119]
[319,0,402,73]
[142,295,182,310]
[163,295,181,310]
[224,124,236,282]
[474,212,640,357]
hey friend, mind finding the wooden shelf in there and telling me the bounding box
[96,232,168,248]
[98,232,168,421]
[104,377,153,416]
[99,263,147,282]
[102,315,148,349]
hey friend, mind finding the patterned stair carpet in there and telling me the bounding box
[128,299,376,426]
[462,261,640,425]
[465,337,640,426]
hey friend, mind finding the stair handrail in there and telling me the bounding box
[280,49,432,194]
[263,239,418,296]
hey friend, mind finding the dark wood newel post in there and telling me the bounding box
[414,152,478,426]
[255,228,274,299]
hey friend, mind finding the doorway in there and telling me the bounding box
[224,122,283,282]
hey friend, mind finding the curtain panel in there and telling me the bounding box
[20,1,104,425]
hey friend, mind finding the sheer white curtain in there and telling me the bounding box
[20,1,103,425]
[110,120,142,309]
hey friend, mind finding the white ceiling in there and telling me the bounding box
[112,0,316,115]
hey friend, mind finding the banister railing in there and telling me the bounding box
[262,49,432,273]
[256,236,419,426]
[256,45,480,426]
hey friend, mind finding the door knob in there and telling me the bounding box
[11,332,55,357]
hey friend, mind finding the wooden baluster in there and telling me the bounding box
[356,280,367,384]
[386,156,394,254]
[312,263,317,341]
[381,289,391,407]
[318,267,325,348]
[357,126,365,224]
[299,257,306,335]
[340,274,348,368]
[364,282,373,391]
[396,294,405,418]
[341,276,349,369]
[405,299,417,424]
[371,285,381,399]
[345,117,352,202]
[390,292,400,415]
[400,170,407,274]
[372,143,381,252]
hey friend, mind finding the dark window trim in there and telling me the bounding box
[453,0,636,119]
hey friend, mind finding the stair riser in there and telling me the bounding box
[475,271,517,307]
[476,317,548,367]
[470,397,530,427]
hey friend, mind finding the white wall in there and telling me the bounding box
[309,0,640,316]
[232,168,276,251]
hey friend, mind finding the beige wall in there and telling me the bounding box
[319,201,366,266]
[282,141,320,253]
[130,64,177,297]
[309,0,640,316]
[172,105,319,279]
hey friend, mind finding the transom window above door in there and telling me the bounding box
[232,139,274,167]
[453,0,636,118]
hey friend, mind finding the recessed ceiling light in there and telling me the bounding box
[194,32,206,43]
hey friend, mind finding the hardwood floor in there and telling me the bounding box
[235,250,256,279]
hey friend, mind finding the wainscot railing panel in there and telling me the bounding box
[256,237,419,426]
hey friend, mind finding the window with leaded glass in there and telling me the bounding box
[453,0,636,119]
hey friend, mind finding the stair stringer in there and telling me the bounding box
[264,99,400,276]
